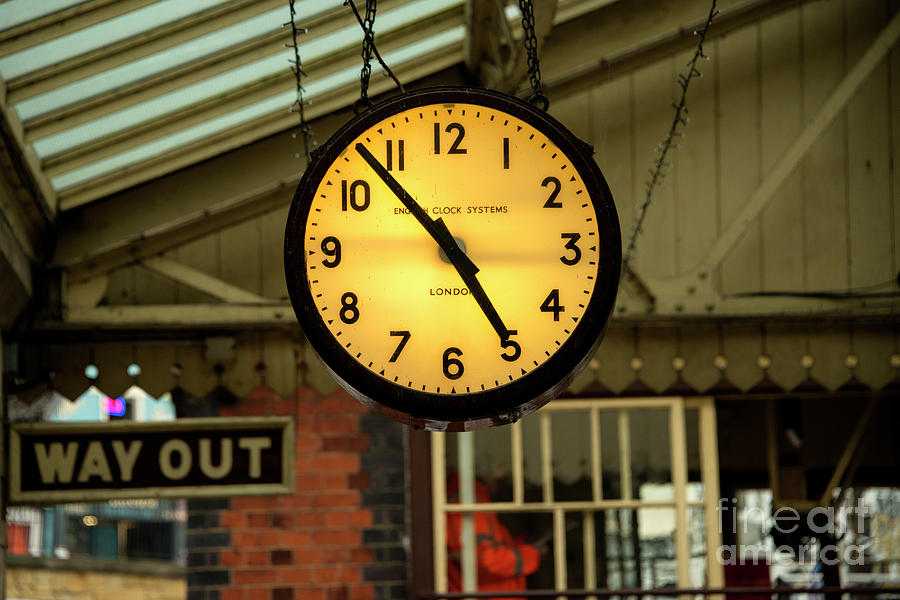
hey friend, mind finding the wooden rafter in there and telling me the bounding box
[54,296,900,328]
[140,256,272,304]
[59,178,295,284]
[639,9,900,307]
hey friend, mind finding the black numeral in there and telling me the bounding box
[434,123,466,154]
[340,292,359,324]
[341,179,370,211]
[442,347,464,380]
[386,139,405,171]
[540,289,564,321]
[502,137,510,169]
[542,176,562,208]
[389,330,411,362]
[321,236,341,268]
[500,330,521,362]
[560,233,581,265]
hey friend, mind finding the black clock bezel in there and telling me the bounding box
[285,86,620,430]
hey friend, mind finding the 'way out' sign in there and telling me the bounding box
[9,417,294,505]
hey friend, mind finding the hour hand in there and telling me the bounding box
[354,142,477,277]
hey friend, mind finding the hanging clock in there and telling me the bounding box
[285,86,620,430]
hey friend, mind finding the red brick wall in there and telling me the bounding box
[186,383,408,600]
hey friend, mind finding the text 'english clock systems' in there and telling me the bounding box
[285,87,620,430]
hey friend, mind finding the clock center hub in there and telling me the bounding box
[438,237,467,264]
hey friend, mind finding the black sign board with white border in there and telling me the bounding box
[9,417,294,505]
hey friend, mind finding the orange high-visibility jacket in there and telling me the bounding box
[446,475,541,599]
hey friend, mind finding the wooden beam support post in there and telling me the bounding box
[0,75,56,214]
[0,334,6,600]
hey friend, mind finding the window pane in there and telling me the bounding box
[552,410,592,501]
[599,410,622,500]
[630,408,672,495]
[595,508,678,589]
[686,407,702,484]
[521,411,546,502]
[688,506,709,587]
[474,426,513,503]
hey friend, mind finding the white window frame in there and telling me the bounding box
[430,396,725,596]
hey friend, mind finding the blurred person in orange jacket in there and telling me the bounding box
[446,472,543,599]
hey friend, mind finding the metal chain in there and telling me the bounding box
[287,0,313,164]
[518,0,549,110]
[622,0,718,270]
[346,0,405,113]
[354,0,377,114]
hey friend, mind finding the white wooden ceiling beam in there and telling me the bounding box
[639,9,900,310]
[63,303,298,328]
[139,256,272,304]
[541,0,804,100]
[60,177,295,285]
[57,297,899,329]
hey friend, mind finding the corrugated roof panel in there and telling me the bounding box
[15,1,345,121]
[0,0,86,31]
[31,0,463,158]
[49,24,465,191]
[0,0,228,80]
[1,0,623,207]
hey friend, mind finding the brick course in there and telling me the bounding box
[185,384,407,599]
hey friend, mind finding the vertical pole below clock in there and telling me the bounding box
[0,335,7,600]
[458,431,477,593]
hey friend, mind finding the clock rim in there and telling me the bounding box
[284,86,620,430]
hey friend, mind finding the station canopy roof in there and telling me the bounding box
[0,0,611,212]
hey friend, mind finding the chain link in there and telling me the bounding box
[354,0,377,114]
[518,0,549,110]
[287,0,313,164]
[346,0,405,113]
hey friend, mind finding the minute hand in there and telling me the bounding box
[354,142,510,341]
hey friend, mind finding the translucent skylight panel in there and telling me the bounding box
[31,0,462,158]
[0,0,227,80]
[0,0,85,31]
[50,25,465,191]
[16,0,348,121]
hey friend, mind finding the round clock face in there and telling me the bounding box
[285,87,620,430]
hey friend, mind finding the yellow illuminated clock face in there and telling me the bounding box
[285,88,620,429]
